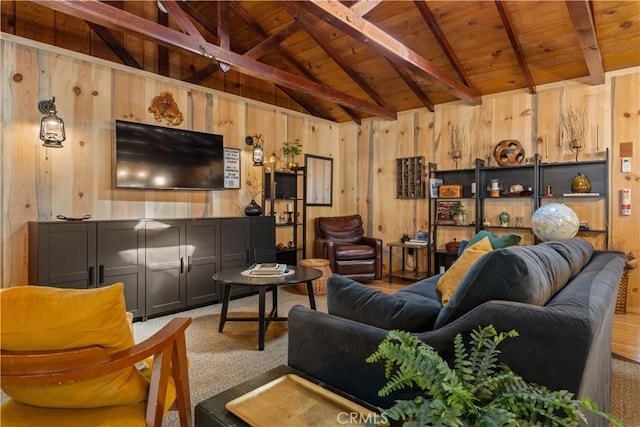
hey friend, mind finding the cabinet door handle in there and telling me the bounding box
[187,256,192,272]
[246,250,250,263]
[180,257,184,274]
[99,265,104,284]
[88,266,94,286]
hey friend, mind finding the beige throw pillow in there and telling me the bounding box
[437,237,493,305]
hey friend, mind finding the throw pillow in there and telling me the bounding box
[437,236,493,305]
[464,230,521,252]
[327,274,441,332]
[0,283,149,408]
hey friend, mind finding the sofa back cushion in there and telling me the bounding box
[316,215,364,244]
[433,239,593,329]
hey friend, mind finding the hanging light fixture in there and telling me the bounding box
[38,97,65,148]
[246,135,264,166]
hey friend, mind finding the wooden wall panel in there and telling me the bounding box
[611,72,640,312]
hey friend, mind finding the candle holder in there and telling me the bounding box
[286,211,294,224]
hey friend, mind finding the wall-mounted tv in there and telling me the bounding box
[115,120,224,190]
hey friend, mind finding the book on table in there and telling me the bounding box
[249,263,288,276]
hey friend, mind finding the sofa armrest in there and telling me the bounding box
[314,237,335,265]
[287,305,403,408]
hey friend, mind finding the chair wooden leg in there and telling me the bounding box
[172,332,193,427]
[146,345,173,427]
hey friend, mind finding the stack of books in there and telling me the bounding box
[247,263,288,276]
[406,239,428,246]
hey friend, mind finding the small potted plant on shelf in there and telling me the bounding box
[282,139,302,171]
[450,202,467,225]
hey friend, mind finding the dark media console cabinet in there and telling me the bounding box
[28,216,275,319]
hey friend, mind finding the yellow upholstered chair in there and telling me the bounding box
[0,283,192,427]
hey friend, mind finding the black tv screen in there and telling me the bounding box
[115,120,224,190]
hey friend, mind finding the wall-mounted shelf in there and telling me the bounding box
[396,156,425,199]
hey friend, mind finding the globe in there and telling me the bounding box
[531,203,579,241]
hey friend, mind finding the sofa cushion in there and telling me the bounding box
[317,215,364,244]
[327,275,441,332]
[437,237,493,305]
[334,244,376,260]
[0,283,149,408]
[462,230,521,254]
[433,241,584,329]
[541,238,593,280]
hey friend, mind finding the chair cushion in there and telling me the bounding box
[317,214,364,244]
[334,244,376,260]
[437,237,493,305]
[0,283,149,409]
[327,275,441,332]
[433,241,583,329]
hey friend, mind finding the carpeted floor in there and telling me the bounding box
[134,289,640,427]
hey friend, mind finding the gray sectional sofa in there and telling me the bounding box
[287,238,625,426]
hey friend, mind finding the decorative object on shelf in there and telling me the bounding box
[492,139,525,167]
[451,203,468,225]
[246,135,264,166]
[449,124,464,169]
[531,203,579,241]
[445,238,460,253]
[38,97,66,148]
[499,211,510,227]
[148,91,183,126]
[561,105,587,162]
[571,172,591,193]
[489,179,502,197]
[244,199,263,216]
[439,184,463,198]
[545,185,553,196]
[515,216,525,228]
[282,139,302,170]
[436,201,458,224]
[482,217,492,227]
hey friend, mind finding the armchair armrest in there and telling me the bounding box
[314,237,335,265]
[360,236,383,279]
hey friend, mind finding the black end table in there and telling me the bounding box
[213,266,321,350]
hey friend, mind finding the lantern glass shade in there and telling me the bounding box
[38,98,65,148]
[252,141,264,166]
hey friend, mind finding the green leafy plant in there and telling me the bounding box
[366,325,620,426]
[450,202,466,215]
[282,139,302,157]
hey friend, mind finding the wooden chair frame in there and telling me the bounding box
[1,317,193,427]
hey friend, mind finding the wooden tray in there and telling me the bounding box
[225,374,379,426]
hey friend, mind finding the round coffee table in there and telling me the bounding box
[213,266,322,350]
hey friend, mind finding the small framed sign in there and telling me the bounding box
[436,201,457,224]
[224,148,241,189]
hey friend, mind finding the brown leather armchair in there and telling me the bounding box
[314,214,382,281]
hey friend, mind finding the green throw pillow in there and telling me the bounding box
[464,230,521,252]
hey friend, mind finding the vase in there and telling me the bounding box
[244,199,263,216]
[571,172,591,193]
[452,212,468,225]
[499,211,510,227]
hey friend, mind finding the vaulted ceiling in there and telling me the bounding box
[2,1,639,123]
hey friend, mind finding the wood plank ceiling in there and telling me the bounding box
[2,1,639,123]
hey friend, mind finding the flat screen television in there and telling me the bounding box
[114,120,224,190]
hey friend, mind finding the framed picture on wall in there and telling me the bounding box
[224,148,241,189]
[436,201,457,224]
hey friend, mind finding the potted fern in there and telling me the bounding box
[366,325,620,426]
[282,139,302,171]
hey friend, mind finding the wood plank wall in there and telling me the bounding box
[2,35,639,314]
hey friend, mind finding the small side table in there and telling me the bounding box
[387,241,428,283]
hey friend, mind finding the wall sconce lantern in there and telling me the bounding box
[38,97,65,148]
[245,135,264,166]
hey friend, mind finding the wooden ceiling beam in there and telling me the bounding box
[494,1,536,94]
[34,0,395,120]
[88,23,142,69]
[413,0,473,88]
[281,2,390,109]
[349,0,383,18]
[161,0,206,45]
[387,59,434,112]
[293,0,481,105]
[565,0,605,85]
[231,1,357,123]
